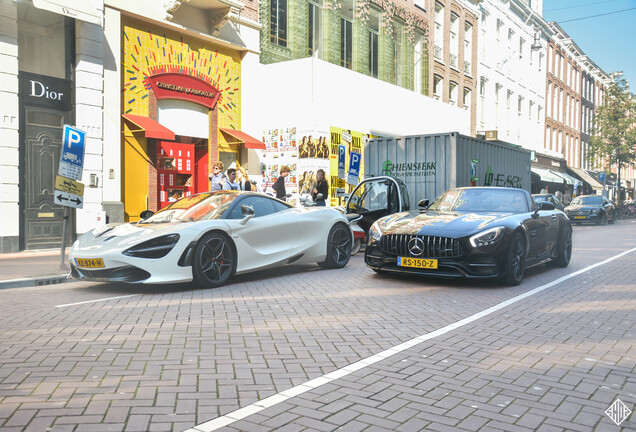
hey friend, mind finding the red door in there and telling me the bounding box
[157,141,195,208]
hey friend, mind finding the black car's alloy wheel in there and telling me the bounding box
[550,226,572,268]
[320,222,352,269]
[193,232,236,288]
[504,232,526,286]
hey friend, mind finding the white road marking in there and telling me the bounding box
[55,294,139,308]
[184,247,636,432]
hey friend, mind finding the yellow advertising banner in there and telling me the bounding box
[328,127,371,206]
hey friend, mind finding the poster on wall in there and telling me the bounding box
[257,126,372,207]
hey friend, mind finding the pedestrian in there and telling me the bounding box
[563,188,572,206]
[555,190,563,203]
[312,168,329,206]
[540,186,549,195]
[208,161,226,191]
[222,168,240,190]
[237,167,252,191]
[272,165,290,200]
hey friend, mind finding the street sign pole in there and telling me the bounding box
[60,207,69,271]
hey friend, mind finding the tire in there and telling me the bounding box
[192,232,236,288]
[320,222,352,269]
[351,239,362,256]
[598,214,607,225]
[503,232,526,286]
[550,226,572,268]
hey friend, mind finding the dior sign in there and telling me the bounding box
[19,72,72,111]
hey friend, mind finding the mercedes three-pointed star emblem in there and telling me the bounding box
[408,237,425,256]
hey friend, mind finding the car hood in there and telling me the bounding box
[377,210,512,237]
[73,221,197,251]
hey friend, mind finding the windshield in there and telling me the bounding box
[571,196,602,205]
[143,192,236,223]
[428,188,528,213]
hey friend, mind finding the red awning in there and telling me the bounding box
[220,128,266,149]
[123,114,175,140]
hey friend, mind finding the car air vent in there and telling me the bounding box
[95,227,115,238]
[381,235,463,258]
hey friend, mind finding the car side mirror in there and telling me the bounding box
[540,201,555,211]
[139,210,154,220]
[418,199,430,209]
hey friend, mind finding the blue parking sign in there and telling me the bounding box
[338,144,346,179]
[61,125,86,166]
[347,151,361,185]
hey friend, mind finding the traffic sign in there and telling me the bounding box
[54,191,83,209]
[58,125,86,181]
[347,151,361,185]
[55,175,84,196]
[338,144,346,179]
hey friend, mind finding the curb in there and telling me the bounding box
[0,274,76,290]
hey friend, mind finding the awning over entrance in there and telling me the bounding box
[531,167,565,184]
[550,170,582,186]
[32,0,102,26]
[220,128,266,149]
[568,167,604,191]
[123,114,176,141]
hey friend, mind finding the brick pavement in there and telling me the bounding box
[0,222,634,431]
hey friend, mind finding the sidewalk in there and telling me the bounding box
[0,249,72,289]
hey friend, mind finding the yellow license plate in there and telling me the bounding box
[574,216,586,219]
[75,258,105,268]
[398,257,438,269]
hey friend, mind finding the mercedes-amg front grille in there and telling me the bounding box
[380,235,463,258]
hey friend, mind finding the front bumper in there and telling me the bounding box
[364,241,504,280]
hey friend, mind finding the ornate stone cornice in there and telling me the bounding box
[164,0,190,22]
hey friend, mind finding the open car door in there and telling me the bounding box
[345,176,409,235]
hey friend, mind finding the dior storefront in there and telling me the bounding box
[0,0,104,252]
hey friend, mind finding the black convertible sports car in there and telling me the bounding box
[364,187,572,285]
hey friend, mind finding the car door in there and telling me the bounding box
[524,201,554,260]
[225,196,300,272]
[346,178,393,234]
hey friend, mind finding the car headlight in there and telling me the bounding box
[369,221,383,242]
[469,227,505,248]
[122,234,180,258]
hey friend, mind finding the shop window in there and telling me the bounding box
[270,0,288,47]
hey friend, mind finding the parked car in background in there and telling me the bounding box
[365,187,572,286]
[564,195,616,225]
[532,193,564,211]
[70,191,358,288]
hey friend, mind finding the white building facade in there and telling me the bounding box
[475,0,551,153]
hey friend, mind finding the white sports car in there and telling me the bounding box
[69,191,357,288]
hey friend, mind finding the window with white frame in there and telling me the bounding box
[449,81,458,105]
[547,83,551,118]
[450,13,459,68]
[519,38,524,60]
[434,2,444,61]
[270,0,288,47]
[433,75,443,100]
[464,22,472,74]
[463,87,471,110]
